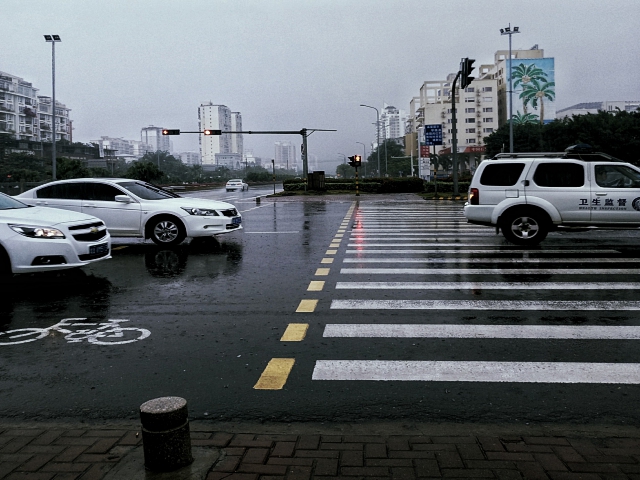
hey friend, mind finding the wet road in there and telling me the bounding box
[3,189,640,425]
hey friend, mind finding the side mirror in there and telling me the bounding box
[115,195,133,203]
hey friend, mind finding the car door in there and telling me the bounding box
[81,183,142,236]
[590,163,640,225]
[525,161,590,223]
[33,182,84,213]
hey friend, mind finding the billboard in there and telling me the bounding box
[510,57,555,125]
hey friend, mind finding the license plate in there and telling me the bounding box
[90,243,109,255]
[232,217,242,225]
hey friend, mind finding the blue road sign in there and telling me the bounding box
[424,124,443,146]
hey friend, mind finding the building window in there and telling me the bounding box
[483,97,493,102]
[465,87,475,92]
[465,108,475,113]
[465,118,475,123]
[466,128,476,133]
[466,139,476,144]
[483,117,494,123]
[483,87,493,92]
[483,107,493,113]
[465,97,475,103]
[483,128,494,133]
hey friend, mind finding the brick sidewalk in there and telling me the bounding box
[3,423,640,479]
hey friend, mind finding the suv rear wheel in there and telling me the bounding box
[500,209,549,246]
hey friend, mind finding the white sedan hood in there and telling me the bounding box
[0,206,99,226]
[147,198,238,211]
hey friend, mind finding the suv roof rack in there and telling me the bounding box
[492,152,622,162]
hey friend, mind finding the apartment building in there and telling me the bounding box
[141,126,171,153]
[198,102,243,169]
[275,141,296,170]
[179,151,201,166]
[90,136,151,161]
[0,71,71,143]
[380,104,407,142]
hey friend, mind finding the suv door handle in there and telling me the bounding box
[595,193,607,196]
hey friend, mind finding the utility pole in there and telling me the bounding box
[451,71,460,196]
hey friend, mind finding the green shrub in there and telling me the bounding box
[423,181,470,193]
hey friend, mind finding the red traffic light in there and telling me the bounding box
[348,155,362,167]
[203,129,222,135]
[162,129,180,135]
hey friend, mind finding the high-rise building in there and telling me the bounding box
[179,151,201,165]
[90,136,151,161]
[0,71,72,143]
[380,104,407,142]
[141,126,171,152]
[274,141,296,170]
[198,102,243,169]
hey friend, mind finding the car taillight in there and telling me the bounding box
[469,188,479,205]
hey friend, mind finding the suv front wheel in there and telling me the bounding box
[500,209,549,246]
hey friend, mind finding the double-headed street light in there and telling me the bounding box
[359,104,380,177]
[500,24,520,153]
[44,34,61,180]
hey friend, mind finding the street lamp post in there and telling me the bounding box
[359,104,380,177]
[44,35,61,180]
[500,24,520,153]
[356,142,366,177]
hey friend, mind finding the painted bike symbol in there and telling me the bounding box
[0,318,151,346]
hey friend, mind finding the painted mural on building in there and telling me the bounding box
[511,58,555,125]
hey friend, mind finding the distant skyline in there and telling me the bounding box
[3,0,639,171]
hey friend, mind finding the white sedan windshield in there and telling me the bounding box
[0,193,28,210]
[118,182,180,200]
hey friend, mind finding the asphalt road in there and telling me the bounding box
[3,188,640,427]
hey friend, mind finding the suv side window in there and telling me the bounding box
[479,163,525,186]
[36,183,84,199]
[533,163,584,187]
[595,165,640,188]
[85,183,125,201]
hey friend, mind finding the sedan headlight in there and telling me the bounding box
[181,207,219,216]
[9,224,66,239]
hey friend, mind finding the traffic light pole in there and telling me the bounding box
[355,166,359,197]
[451,71,460,196]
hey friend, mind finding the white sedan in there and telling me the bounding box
[225,179,249,192]
[0,192,111,274]
[16,178,242,246]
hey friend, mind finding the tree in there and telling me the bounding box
[125,161,163,183]
[56,158,89,179]
[367,139,405,177]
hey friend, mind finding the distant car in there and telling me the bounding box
[0,192,111,274]
[16,178,242,247]
[226,179,248,192]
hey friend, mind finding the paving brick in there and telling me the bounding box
[414,459,440,477]
[75,453,120,463]
[297,435,320,450]
[255,434,298,442]
[408,436,433,445]
[190,431,213,440]
[598,447,640,457]
[524,437,570,446]
[1,437,33,454]
[3,430,44,438]
[412,443,457,452]
[321,436,342,443]
[486,452,535,462]
[505,443,554,453]
[0,462,22,478]
[440,468,495,477]
[207,474,258,480]
[78,462,114,480]
[260,477,285,480]
[514,461,549,480]
[228,435,273,448]
[567,439,601,456]
[84,437,118,454]
[365,443,387,458]
[343,436,385,443]
[584,454,637,464]
[83,430,127,438]
[224,448,246,456]
[20,445,66,454]
[271,441,295,457]
[478,436,505,452]
[211,455,241,472]
[40,462,90,473]
[5,473,55,480]
[389,451,436,459]
[209,432,234,447]
[431,436,477,444]
[295,450,339,459]
[495,470,524,480]
[287,465,312,480]
[435,451,464,468]
[31,431,64,446]
[366,459,413,467]
[194,439,228,446]
[391,466,416,479]
[604,439,640,449]
[340,466,389,476]
[314,458,338,476]
[267,458,313,466]
[321,443,363,451]
[14,453,55,472]
[387,437,410,451]
[116,431,141,446]
[566,462,620,473]
[54,446,88,463]
[53,437,97,447]
[547,472,600,480]
[42,474,80,480]
[465,460,517,469]
[553,446,586,463]
[457,443,485,460]
[534,452,568,471]
[243,448,269,464]
[340,450,363,467]
[0,453,32,464]
[61,430,86,437]
[237,463,287,475]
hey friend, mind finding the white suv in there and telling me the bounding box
[464,149,640,245]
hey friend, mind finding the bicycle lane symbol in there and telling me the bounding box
[0,318,151,346]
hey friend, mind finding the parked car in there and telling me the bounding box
[16,178,242,246]
[225,179,249,192]
[0,192,111,274]
[464,149,640,245]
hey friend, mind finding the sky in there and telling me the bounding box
[2,0,639,172]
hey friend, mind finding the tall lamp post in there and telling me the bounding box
[355,142,366,177]
[359,104,380,177]
[500,25,519,153]
[44,35,61,180]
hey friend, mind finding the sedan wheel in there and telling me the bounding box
[149,217,186,246]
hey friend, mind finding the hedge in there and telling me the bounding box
[283,177,425,193]
[423,181,470,193]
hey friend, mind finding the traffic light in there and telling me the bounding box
[348,155,362,167]
[460,58,476,89]
[203,129,222,135]
[161,129,180,135]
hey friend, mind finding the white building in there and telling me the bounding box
[380,104,407,142]
[275,141,296,170]
[556,101,640,119]
[198,102,243,169]
[0,71,72,143]
[243,149,262,167]
[141,125,171,153]
[90,136,151,161]
[179,151,201,165]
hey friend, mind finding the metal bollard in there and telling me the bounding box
[256,196,261,204]
[139,396,193,472]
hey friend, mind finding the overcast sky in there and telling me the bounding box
[3,0,639,171]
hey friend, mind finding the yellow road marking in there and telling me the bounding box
[315,268,330,276]
[334,234,344,238]
[330,243,340,248]
[281,323,309,341]
[326,249,337,255]
[338,229,345,233]
[296,299,318,312]
[308,280,325,291]
[321,258,334,264]
[253,358,295,390]
[111,246,128,251]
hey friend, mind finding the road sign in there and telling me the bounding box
[418,157,431,181]
[424,124,443,146]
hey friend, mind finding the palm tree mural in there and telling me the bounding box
[511,111,539,125]
[511,63,547,114]
[519,79,556,124]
